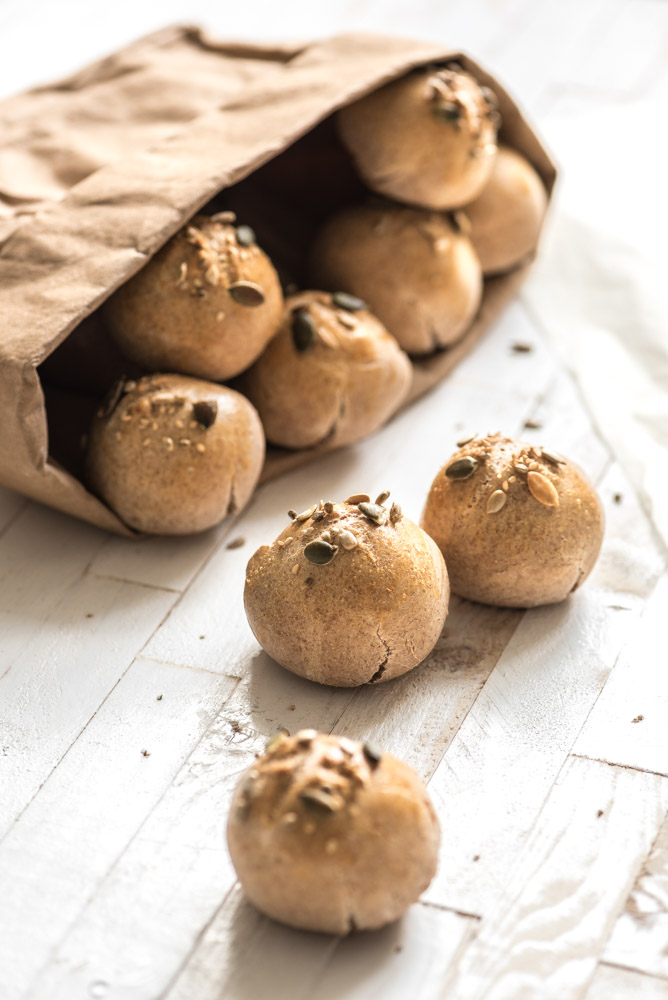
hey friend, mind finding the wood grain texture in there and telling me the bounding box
[2,1,668,998]
[441,755,668,1000]
[586,964,668,1000]
[604,815,668,981]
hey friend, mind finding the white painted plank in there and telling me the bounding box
[0,504,106,680]
[26,680,353,1000]
[604,816,668,981]
[443,756,668,1000]
[586,965,668,1000]
[574,574,668,776]
[0,576,175,838]
[2,657,237,1000]
[90,516,236,593]
[141,356,546,675]
[309,904,475,1000]
[332,598,523,782]
[167,892,475,1000]
[423,588,631,915]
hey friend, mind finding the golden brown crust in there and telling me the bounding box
[243,291,412,449]
[244,495,449,686]
[337,66,498,210]
[103,213,283,381]
[464,146,548,275]
[310,204,482,355]
[420,434,605,607]
[227,731,440,934]
[86,373,265,534]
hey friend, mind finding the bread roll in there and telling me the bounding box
[244,492,449,686]
[311,204,482,355]
[104,213,283,381]
[421,433,604,607]
[465,146,548,275]
[227,730,440,934]
[243,290,412,449]
[86,373,264,534]
[337,65,499,210]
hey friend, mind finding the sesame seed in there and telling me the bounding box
[164,437,174,451]
[179,438,190,446]
[115,432,122,442]
[291,564,299,575]
[195,443,206,453]
[142,438,151,447]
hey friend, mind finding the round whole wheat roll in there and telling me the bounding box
[104,213,283,381]
[337,64,499,210]
[227,730,440,934]
[244,492,449,686]
[311,203,482,355]
[421,433,604,607]
[464,146,548,275]
[86,373,265,534]
[243,290,412,449]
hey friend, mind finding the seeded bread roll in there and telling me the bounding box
[311,204,482,355]
[86,374,265,534]
[227,730,440,934]
[244,492,449,686]
[104,213,283,381]
[337,65,499,210]
[243,290,412,449]
[464,146,548,275]
[421,433,604,607]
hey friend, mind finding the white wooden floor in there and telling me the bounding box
[2,2,668,999]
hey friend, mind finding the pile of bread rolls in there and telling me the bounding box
[86,61,549,535]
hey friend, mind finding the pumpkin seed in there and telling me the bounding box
[358,502,386,523]
[363,742,383,768]
[192,400,218,428]
[299,787,337,812]
[445,456,478,480]
[304,540,336,564]
[434,101,461,121]
[235,224,256,246]
[291,308,316,352]
[228,281,265,307]
[527,471,560,507]
[332,291,366,312]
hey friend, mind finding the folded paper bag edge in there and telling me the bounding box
[0,26,556,536]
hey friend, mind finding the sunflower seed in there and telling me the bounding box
[296,504,317,522]
[375,490,390,505]
[291,308,316,352]
[338,530,358,550]
[445,456,478,480]
[228,281,265,307]
[541,449,566,466]
[358,502,386,523]
[311,509,325,522]
[514,463,528,474]
[304,540,336,564]
[235,224,256,246]
[487,490,507,514]
[345,493,370,504]
[192,400,218,428]
[527,471,560,507]
[332,291,366,312]
[456,433,477,447]
[389,502,403,523]
[287,509,298,520]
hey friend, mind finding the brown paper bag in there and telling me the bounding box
[0,26,556,535]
